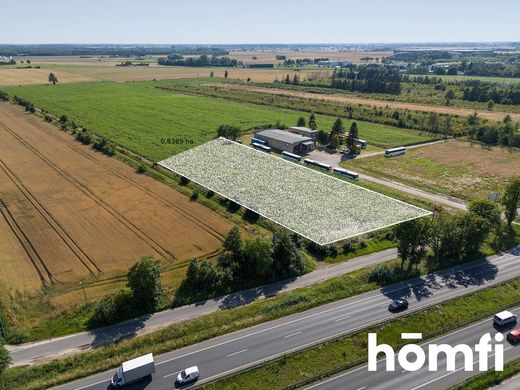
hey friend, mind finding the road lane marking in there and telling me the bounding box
[334,315,352,322]
[284,331,303,338]
[409,345,514,390]
[227,349,248,357]
[357,387,366,390]
[163,371,179,378]
[151,251,519,368]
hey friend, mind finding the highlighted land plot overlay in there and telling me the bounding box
[159,138,431,244]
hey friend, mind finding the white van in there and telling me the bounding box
[176,366,200,385]
[494,310,517,326]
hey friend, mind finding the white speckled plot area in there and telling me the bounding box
[159,138,431,245]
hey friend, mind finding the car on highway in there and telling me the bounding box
[494,310,517,326]
[176,366,200,385]
[507,329,520,344]
[388,299,409,312]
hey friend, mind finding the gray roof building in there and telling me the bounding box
[254,129,316,154]
[288,126,319,139]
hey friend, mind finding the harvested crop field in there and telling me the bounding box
[0,102,233,295]
[0,63,311,85]
[345,140,520,201]
[214,83,520,123]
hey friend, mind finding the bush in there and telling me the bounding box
[0,344,10,375]
[93,137,115,156]
[44,114,52,122]
[75,130,93,145]
[59,114,68,123]
[191,191,199,200]
[136,164,147,174]
[180,176,189,185]
[89,288,134,327]
[368,264,394,284]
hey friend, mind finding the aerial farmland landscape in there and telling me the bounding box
[0,1,520,390]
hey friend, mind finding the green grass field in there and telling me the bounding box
[3,81,436,161]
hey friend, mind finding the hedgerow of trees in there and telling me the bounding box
[90,257,163,326]
[176,226,305,304]
[158,54,241,67]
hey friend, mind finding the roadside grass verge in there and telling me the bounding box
[200,278,520,390]
[450,355,520,390]
[4,222,519,390]
[2,259,406,390]
[450,356,520,390]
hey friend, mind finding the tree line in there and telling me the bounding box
[462,81,520,105]
[383,181,519,276]
[467,113,520,149]
[158,54,241,67]
[176,227,305,304]
[330,65,401,95]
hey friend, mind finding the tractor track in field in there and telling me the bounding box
[0,199,54,285]
[23,114,226,242]
[0,118,176,264]
[0,156,98,280]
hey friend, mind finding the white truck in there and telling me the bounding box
[111,353,155,388]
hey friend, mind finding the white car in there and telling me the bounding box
[176,366,200,385]
[494,310,517,326]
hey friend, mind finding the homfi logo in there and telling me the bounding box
[368,333,504,372]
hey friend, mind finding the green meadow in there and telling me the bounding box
[3,81,435,161]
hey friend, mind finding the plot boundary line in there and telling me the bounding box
[159,138,432,245]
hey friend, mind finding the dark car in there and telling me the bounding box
[389,299,409,312]
[507,330,520,344]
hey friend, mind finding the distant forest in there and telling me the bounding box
[0,44,228,57]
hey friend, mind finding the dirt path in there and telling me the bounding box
[215,84,519,122]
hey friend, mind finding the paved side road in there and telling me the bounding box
[52,246,519,390]
[308,146,468,211]
[7,248,398,365]
[305,306,520,390]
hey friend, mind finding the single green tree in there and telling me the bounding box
[330,118,345,137]
[308,112,317,130]
[346,122,359,151]
[468,199,501,228]
[272,230,304,278]
[394,219,430,270]
[224,70,228,79]
[127,257,163,312]
[243,238,273,281]
[296,117,306,127]
[48,72,58,84]
[502,177,520,226]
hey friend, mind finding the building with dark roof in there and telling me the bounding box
[254,129,316,154]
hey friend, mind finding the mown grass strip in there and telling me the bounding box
[449,355,520,390]
[2,259,407,390]
[199,278,520,390]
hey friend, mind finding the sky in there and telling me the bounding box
[1,0,520,44]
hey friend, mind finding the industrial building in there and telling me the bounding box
[254,129,316,154]
[287,126,319,140]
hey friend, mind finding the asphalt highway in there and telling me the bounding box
[305,306,520,390]
[9,248,397,365]
[53,245,520,390]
